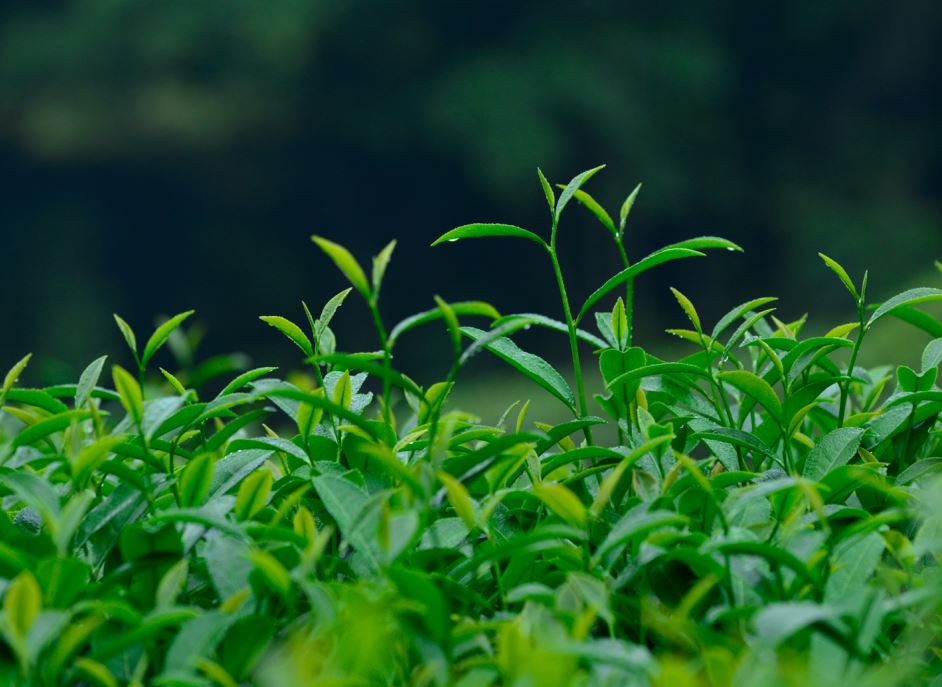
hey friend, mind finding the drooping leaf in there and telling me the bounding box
[431,223,547,249]
[867,287,942,329]
[259,316,314,358]
[461,326,575,410]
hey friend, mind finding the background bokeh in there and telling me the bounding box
[2,1,940,388]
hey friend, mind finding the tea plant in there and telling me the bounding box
[1,167,941,687]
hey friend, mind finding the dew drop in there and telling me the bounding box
[448,238,459,243]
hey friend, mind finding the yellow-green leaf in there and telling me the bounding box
[3,571,41,636]
[531,483,587,527]
[312,235,371,298]
[142,310,195,366]
[178,454,215,508]
[438,471,477,528]
[112,365,143,424]
[235,469,273,521]
[260,316,314,357]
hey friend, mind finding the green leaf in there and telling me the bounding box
[217,366,278,397]
[431,223,547,249]
[311,235,371,297]
[555,164,605,221]
[619,183,642,232]
[461,326,575,409]
[531,483,587,527]
[259,316,314,357]
[12,409,91,448]
[564,187,616,236]
[156,559,189,608]
[332,370,353,409]
[537,167,555,213]
[371,239,397,295]
[802,427,866,482]
[250,550,292,599]
[711,297,778,339]
[717,370,782,422]
[438,471,477,528]
[388,301,500,347]
[492,312,608,349]
[112,314,138,360]
[111,365,143,424]
[818,253,859,301]
[311,474,381,570]
[611,298,628,349]
[576,247,705,324]
[2,353,32,405]
[3,571,41,636]
[825,531,884,601]
[753,602,838,646]
[868,287,942,329]
[234,470,273,521]
[315,288,353,341]
[670,287,701,333]
[141,310,195,367]
[434,295,462,356]
[666,236,743,252]
[886,305,942,338]
[179,454,215,508]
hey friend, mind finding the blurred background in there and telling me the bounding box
[2,1,940,401]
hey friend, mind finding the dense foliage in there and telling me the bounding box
[2,168,942,686]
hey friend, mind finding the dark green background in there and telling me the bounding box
[2,1,940,383]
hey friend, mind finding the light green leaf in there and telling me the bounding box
[312,235,371,297]
[537,167,555,213]
[619,183,642,232]
[531,484,587,527]
[670,287,701,333]
[259,316,314,358]
[555,164,605,221]
[112,314,138,358]
[2,353,32,405]
[818,253,859,301]
[3,571,41,636]
[142,310,194,367]
[111,365,143,424]
[753,602,837,646]
[718,370,782,422]
[179,454,215,508]
[372,239,397,294]
[234,469,273,521]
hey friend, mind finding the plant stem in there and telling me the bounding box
[838,310,867,426]
[547,242,593,445]
[368,301,394,429]
[614,237,634,346]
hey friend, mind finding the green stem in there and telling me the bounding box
[838,308,867,426]
[614,237,634,346]
[547,244,593,445]
[368,300,394,429]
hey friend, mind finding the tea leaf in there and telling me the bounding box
[312,235,371,298]
[142,310,195,367]
[619,183,642,233]
[260,315,314,357]
[461,326,575,409]
[113,314,138,359]
[555,164,605,221]
[431,223,547,249]
[818,253,859,301]
[112,365,143,424]
[868,287,942,329]
[537,167,555,213]
[372,239,397,295]
[179,454,215,508]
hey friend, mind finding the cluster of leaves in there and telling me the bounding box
[2,168,942,687]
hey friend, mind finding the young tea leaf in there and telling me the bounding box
[312,235,371,298]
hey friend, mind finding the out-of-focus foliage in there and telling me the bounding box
[0,2,940,375]
[1,168,941,685]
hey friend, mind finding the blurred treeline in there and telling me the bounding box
[1,0,940,383]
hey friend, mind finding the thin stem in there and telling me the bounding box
[547,242,593,445]
[368,300,394,429]
[838,307,867,426]
[614,237,634,346]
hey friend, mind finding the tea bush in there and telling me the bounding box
[1,167,941,686]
